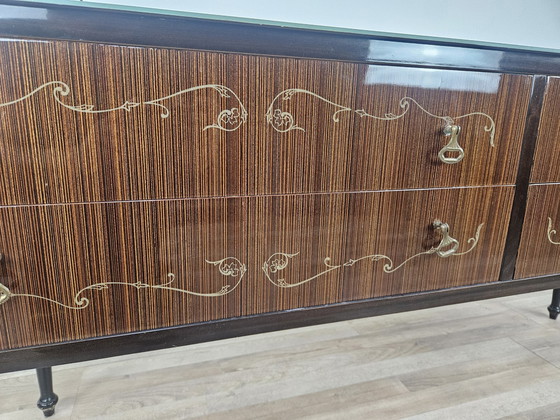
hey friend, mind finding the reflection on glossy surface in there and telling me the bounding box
[366,40,506,72]
[364,65,501,93]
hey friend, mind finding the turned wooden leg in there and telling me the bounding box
[548,289,560,320]
[36,367,58,417]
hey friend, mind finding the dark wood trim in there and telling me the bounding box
[1,1,560,75]
[499,75,548,281]
[2,275,559,373]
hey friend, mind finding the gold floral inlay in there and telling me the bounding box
[0,223,484,309]
[263,222,484,288]
[266,89,495,148]
[0,82,248,131]
[0,257,246,310]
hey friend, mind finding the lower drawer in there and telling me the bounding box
[516,183,560,278]
[0,186,513,349]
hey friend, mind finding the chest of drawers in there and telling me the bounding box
[1,0,560,416]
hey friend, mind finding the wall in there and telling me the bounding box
[79,0,560,50]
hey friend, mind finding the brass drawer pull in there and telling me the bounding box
[433,219,460,257]
[439,125,464,164]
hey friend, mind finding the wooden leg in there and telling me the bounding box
[36,367,58,417]
[548,289,560,320]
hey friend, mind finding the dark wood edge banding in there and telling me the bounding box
[1,1,560,75]
[499,75,548,281]
[1,275,559,373]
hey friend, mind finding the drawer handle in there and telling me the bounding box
[438,125,464,164]
[263,221,484,288]
[433,219,460,257]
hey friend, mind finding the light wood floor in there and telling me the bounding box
[2,291,560,419]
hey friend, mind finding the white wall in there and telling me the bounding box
[80,0,560,50]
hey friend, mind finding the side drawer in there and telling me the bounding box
[247,186,513,313]
[0,186,513,350]
[530,77,560,183]
[516,183,560,278]
[0,198,248,350]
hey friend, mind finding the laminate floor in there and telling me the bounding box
[2,291,560,419]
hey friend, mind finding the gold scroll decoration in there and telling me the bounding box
[0,257,246,310]
[263,220,484,288]
[0,82,248,131]
[265,89,495,153]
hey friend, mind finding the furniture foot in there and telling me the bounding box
[548,289,560,320]
[36,367,58,417]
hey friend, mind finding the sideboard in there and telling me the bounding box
[1,0,560,417]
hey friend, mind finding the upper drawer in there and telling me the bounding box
[531,77,560,183]
[0,40,532,205]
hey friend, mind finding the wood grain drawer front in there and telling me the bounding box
[515,184,560,278]
[0,40,531,205]
[530,77,560,183]
[0,199,248,350]
[246,187,513,313]
[0,186,512,349]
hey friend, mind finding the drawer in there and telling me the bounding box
[0,186,513,349]
[247,186,513,313]
[530,77,560,183]
[0,39,531,205]
[0,198,248,350]
[515,183,560,278]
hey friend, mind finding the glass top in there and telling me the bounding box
[16,0,560,55]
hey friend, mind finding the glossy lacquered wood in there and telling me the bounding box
[246,186,514,314]
[0,0,558,378]
[499,76,548,281]
[515,184,560,279]
[0,186,512,350]
[0,40,251,204]
[0,198,248,350]
[529,77,560,183]
[0,39,531,205]
[2,1,560,76]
